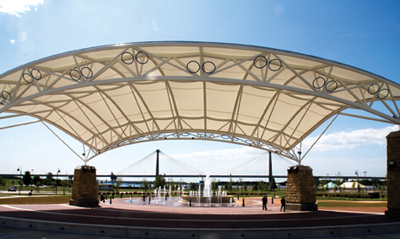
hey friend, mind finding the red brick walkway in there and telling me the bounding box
[0,198,394,229]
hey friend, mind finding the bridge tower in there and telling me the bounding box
[156,149,160,176]
[269,151,272,183]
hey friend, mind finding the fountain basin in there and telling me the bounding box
[181,195,235,203]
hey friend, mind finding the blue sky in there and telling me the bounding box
[1,0,400,179]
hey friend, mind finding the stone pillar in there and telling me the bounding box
[286,165,318,211]
[69,165,99,207]
[386,131,400,218]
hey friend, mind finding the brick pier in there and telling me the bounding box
[386,131,400,218]
[69,165,99,207]
[286,165,318,211]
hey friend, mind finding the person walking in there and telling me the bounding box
[280,196,286,212]
[262,194,268,210]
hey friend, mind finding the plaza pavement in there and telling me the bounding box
[0,197,398,238]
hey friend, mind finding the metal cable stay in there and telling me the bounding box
[116,150,205,177]
[113,149,293,178]
[1,42,400,166]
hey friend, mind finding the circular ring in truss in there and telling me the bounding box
[268,58,282,71]
[121,52,135,65]
[221,135,230,139]
[325,80,338,92]
[377,89,390,99]
[22,73,33,84]
[80,67,93,79]
[202,61,216,74]
[136,51,149,64]
[245,139,253,144]
[253,56,268,69]
[181,132,190,137]
[69,69,81,81]
[312,76,326,89]
[30,69,42,80]
[186,60,200,73]
[1,91,11,100]
[368,83,381,95]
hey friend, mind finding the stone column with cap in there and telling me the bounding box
[386,130,400,218]
[285,165,318,211]
[69,165,99,207]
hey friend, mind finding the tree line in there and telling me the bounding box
[20,171,72,190]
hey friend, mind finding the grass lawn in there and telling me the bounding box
[317,201,387,207]
[316,196,386,201]
[0,196,71,204]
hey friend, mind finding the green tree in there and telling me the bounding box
[199,177,204,192]
[0,176,5,187]
[22,171,32,189]
[252,184,258,191]
[32,175,42,192]
[211,178,218,193]
[115,177,123,192]
[35,180,42,192]
[168,178,174,190]
[142,177,149,193]
[239,177,243,193]
[228,177,233,193]
[154,175,166,188]
[46,172,54,181]
[43,178,52,186]
[32,175,41,185]
[60,180,69,195]
[55,179,62,190]
[268,177,277,191]
[258,181,265,193]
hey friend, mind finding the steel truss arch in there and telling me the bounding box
[1,41,400,164]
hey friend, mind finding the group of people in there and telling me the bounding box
[262,195,285,212]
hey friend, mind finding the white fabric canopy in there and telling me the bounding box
[1,41,400,163]
[340,182,366,188]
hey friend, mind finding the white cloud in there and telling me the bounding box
[0,0,43,17]
[303,125,398,152]
[10,39,15,44]
[18,31,27,41]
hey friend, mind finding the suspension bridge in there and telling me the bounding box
[101,150,385,182]
[0,149,386,181]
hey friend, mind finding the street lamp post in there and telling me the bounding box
[363,171,367,178]
[16,166,22,195]
[56,169,60,195]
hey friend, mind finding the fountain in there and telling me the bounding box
[181,175,234,204]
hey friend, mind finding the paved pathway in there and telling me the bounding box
[0,198,391,229]
[0,197,398,238]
